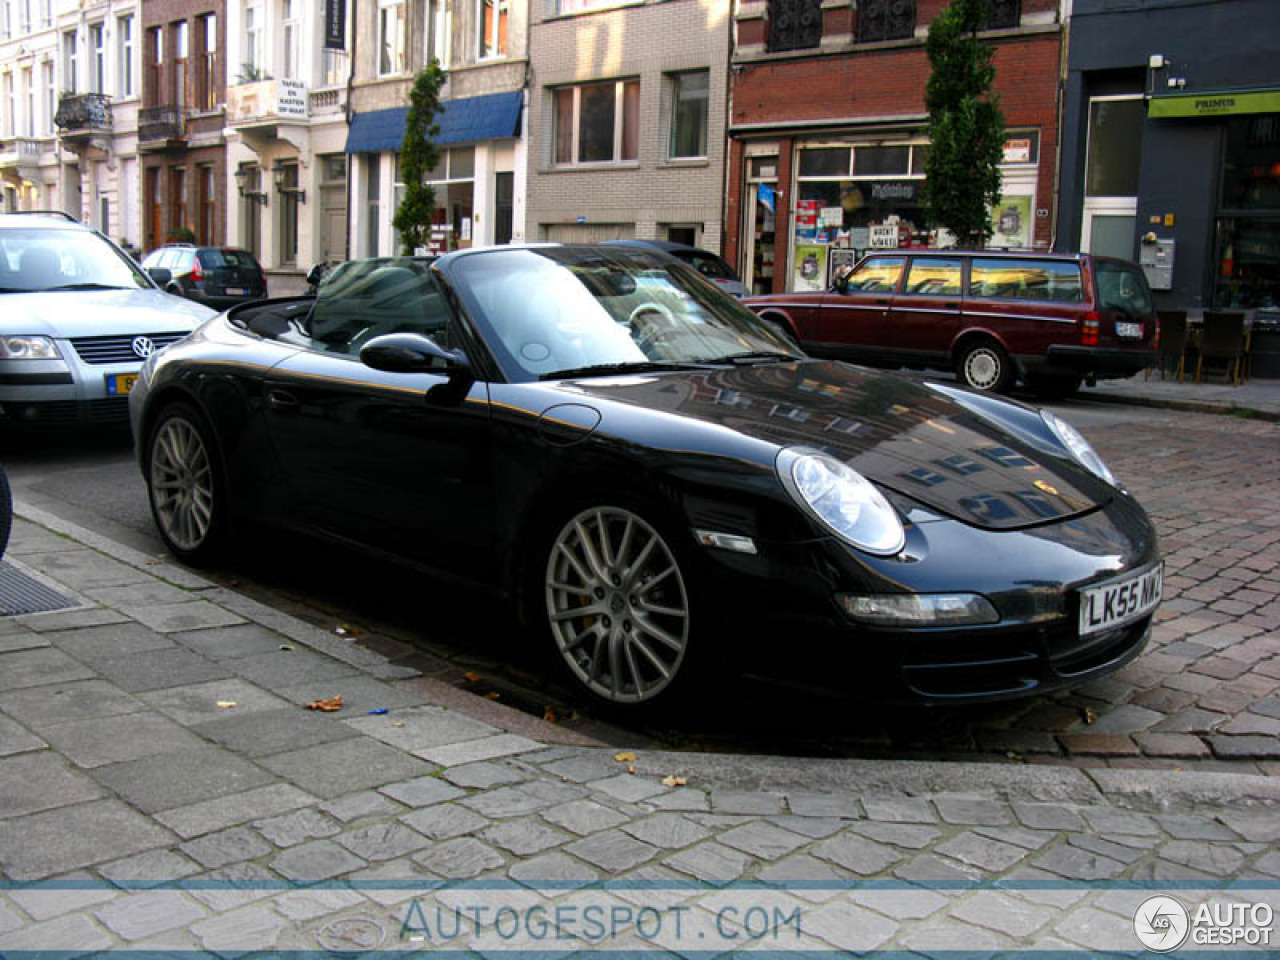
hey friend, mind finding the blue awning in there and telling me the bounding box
[344,91,523,154]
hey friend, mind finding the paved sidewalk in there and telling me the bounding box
[1,504,1278,955]
[1080,371,1280,420]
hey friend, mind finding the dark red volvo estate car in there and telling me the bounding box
[743,251,1158,397]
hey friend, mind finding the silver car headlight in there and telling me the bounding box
[0,335,60,360]
[777,448,905,555]
[1041,410,1116,486]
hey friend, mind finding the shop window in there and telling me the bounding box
[1215,114,1280,311]
[477,0,508,59]
[767,0,821,53]
[668,70,708,159]
[855,146,910,177]
[553,79,639,166]
[856,0,916,43]
[799,148,851,178]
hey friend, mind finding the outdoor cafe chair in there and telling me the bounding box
[1148,309,1188,382]
[1195,311,1247,385]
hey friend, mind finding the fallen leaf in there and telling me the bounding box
[279,644,294,652]
[661,775,687,788]
[145,557,162,566]
[627,765,635,775]
[216,700,237,709]
[464,671,483,684]
[393,721,406,728]
[306,695,344,712]
[543,706,558,724]
[1082,707,1097,724]
[334,627,348,636]
[614,751,636,763]
[484,692,501,700]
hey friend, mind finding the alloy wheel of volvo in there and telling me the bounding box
[545,505,691,706]
[958,341,1012,393]
[148,406,221,561]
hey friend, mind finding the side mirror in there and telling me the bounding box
[147,267,173,286]
[831,271,850,295]
[360,332,470,375]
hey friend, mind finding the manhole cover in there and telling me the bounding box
[0,560,80,616]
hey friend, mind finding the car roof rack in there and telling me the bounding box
[8,209,79,222]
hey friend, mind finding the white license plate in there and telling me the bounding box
[1116,321,1143,339]
[1078,563,1162,637]
[226,287,247,296]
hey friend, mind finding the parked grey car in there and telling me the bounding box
[0,212,213,428]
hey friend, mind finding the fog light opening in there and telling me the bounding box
[839,593,1000,627]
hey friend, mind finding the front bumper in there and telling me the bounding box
[0,345,142,428]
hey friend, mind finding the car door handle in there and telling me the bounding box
[875,299,891,306]
[267,389,300,412]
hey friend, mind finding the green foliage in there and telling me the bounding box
[166,226,197,244]
[394,62,446,255]
[923,0,1005,247]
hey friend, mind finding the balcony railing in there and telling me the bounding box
[227,79,309,125]
[138,106,187,143]
[54,92,113,133]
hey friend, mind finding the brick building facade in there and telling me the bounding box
[138,0,226,254]
[727,0,1062,294]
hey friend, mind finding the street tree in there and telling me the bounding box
[394,61,447,255]
[922,0,1005,248]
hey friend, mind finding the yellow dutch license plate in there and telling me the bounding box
[107,373,138,396]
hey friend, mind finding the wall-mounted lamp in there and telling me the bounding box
[234,165,269,206]
[272,159,306,204]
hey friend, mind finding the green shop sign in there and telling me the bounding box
[1149,89,1280,118]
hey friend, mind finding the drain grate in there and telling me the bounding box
[0,560,80,616]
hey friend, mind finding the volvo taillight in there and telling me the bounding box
[1082,311,1100,346]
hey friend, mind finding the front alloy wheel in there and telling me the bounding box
[545,506,690,705]
[149,409,217,558]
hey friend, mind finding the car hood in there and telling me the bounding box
[1,288,215,337]
[553,360,1109,530]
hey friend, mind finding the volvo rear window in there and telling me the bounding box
[1095,259,1153,316]
[970,258,1083,303]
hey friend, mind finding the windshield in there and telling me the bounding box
[1095,260,1153,316]
[673,249,736,281]
[450,247,803,381]
[0,227,151,293]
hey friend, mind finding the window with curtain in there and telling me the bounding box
[553,79,639,166]
[668,70,708,159]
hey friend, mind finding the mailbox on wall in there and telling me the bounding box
[1139,238,1175,291]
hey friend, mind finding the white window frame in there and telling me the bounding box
[62,29,78,93]
[552,79,639,168]
[38,0,47,28]
[281,0,298,81]
[1,0,11,41]
[476,0,507,60]
[421,0,448,68]
[41,59,53,135]
[21,65,32,136]
[1080,93,1143,255]
[89,22,106,94]
[244,2,263,76]
[17,0,29,34]
[667,69,709,160]
[118,14,135,99]
[3,73,13,138]
[378,0,405,76]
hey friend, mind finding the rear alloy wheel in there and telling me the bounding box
[147,404,225,563]
[957,340,1013,393]
[544,505,691,706]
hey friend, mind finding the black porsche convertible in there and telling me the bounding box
[130,245,1161,709]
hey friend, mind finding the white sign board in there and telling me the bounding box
[276,80,309,119]
[819,206,844,227]
[868,224,900,249]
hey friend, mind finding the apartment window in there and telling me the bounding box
[668,70,708,159]
[553,79,639,166]
[378,0,405,76]
[244,4,263,77]
[979,0,1019,29]
[118,15,135,99]
[198,164,215,244]
[279,161,299,264]
[3,74,12,138]
[21,66,32,136]
[197,14,216,110]
[856,0,916,42]
[171,167,188,236]
[1,1,10,40]
[282,0,298,80]
[89,23,106,94]
[41,60,53,134]
[420,0,448,67]
[767,0,820,52]
[17,0,28,34]
[62,30,78,94]
[477,0,507,59]
[173,21,189,107]
[38,0,47,28]
[146,27,163,106]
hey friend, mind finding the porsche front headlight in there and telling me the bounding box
[1041,410,1116,487]
[777,448,905,555]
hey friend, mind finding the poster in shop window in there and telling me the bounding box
[990,195,1033,249]
[794,244,828,292]
[829,248,858,288]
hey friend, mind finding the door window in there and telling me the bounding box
[904,258,962,296]
[846,256,904,293]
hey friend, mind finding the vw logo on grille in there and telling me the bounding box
[131,336,155,359]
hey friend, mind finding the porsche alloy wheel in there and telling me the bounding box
[148,405,221,560]
[545,506,690,705]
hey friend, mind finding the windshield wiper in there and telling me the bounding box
[44,283,132,292]
[539,360,720,381]
[722,351,801,365]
